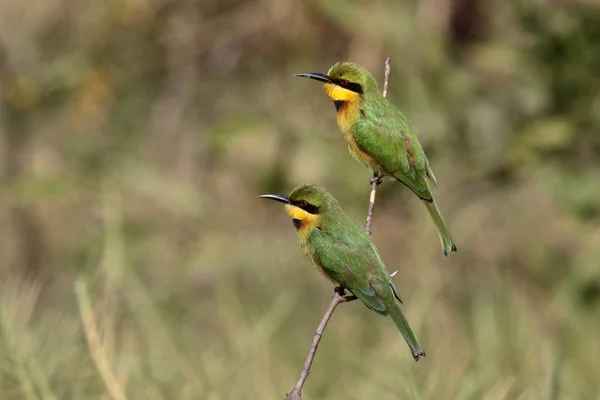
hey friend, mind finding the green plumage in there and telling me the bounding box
[296,62,457,257]
[259,185,425,361]
[354,94,434,200]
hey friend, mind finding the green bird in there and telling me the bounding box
[295,62,457,257]
[259,184,425,361]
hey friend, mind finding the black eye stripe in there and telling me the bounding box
[335,79,363,94]
[303,204,320,214]
[291,200,320,214]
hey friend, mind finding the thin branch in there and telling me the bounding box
[382,56,391,98]
[364,57,391,235]
[285,290,356,400]
[285,57,392,399]
[364,176,379,235]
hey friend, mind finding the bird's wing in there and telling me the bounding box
[353,104,433,201]
[309,226,397,314]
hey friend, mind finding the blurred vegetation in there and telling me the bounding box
[1,0,600,398]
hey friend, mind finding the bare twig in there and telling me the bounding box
[382,56,392,98]
[285,58,392,399]
[285,290,356,400]
[364,57,391,235]
[364,176,379,235]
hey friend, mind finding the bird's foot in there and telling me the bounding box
[343,294,358,302]
[370,173,384,186]
[334,286,357,302]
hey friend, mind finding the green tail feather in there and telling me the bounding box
[423,199,457,257]
[387,303,425,361]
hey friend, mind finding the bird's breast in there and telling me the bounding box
[337,119,383,172]
[303,233,340,285]
[333,108,389,174]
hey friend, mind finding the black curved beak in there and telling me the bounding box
[257,194,290,204]
[293,72,334,84]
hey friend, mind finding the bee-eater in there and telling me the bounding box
[295,62,457,257]
[259,184,425,361]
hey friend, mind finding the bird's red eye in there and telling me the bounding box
[340,79,349,86]
[299,200,308,207]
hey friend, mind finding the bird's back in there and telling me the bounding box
[346,92,435,201]
[307,210,399,310]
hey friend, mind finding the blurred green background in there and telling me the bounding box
[1,0,600,399]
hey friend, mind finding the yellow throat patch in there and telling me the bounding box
[284,204,320,242]
[324,83,360,103]
[324,83,360,130]
[322,83,375,168]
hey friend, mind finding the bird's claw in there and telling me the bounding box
[370,174,383,186]
[334,286,357,302]
[334,286,346,296]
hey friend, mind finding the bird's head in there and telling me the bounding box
[294,62,378,105]
[258,185,337,231]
